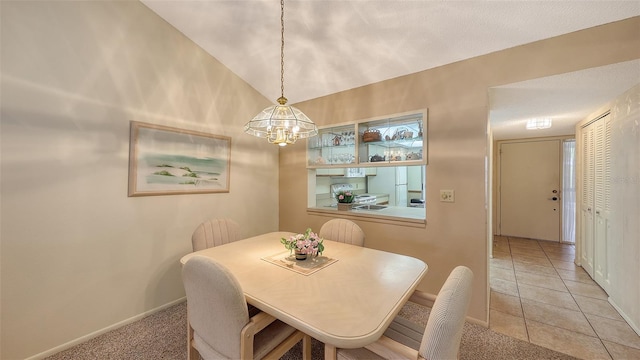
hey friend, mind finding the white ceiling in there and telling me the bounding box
[141,0,640,139]
[490,59,640,139]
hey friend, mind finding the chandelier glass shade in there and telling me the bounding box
[244,97,317,147]
[243,0,317,146]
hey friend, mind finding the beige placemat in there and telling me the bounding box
[262,251,338,276]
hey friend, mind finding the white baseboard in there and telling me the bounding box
[25,297,187,360]
[608,297,640,336]
[409,289,436,307]
[410,290,488,328]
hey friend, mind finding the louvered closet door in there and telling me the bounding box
[581,124,595,277]
[594,114,611,291]
[580,113,611,291]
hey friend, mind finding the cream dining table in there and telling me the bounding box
[179,231,428,360]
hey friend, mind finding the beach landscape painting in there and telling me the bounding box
[128,121,231,196]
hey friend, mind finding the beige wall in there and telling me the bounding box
[607,84,640,334]
[279,17,640,323]
[1,2,279,359]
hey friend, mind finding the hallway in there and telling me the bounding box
[489,235,640,359]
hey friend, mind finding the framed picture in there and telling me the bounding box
[128,121,231,196]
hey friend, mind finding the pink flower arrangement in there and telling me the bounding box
[281,228,325,256]
[336,190,354,203]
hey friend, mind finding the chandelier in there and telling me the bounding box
[243,0,317,146]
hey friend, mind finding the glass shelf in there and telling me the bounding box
[358,112,425,164]
[307,110,427,167]
[307,125,356,166]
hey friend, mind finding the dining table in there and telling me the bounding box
[179,231,428,360]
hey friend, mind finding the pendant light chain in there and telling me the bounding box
[243,0,317,145]
[279,0,286,104]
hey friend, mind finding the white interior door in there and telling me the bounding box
[581,126,595,276]
[580,114,611,289]
[500,140,561,242]
[594,114,611,291]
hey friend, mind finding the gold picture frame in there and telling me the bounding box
[128,121,231,196]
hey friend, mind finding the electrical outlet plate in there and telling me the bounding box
[440,190,455,202]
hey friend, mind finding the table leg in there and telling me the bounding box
[303,334,312,360]
[324,344,337,360]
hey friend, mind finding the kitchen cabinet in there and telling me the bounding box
[307,124,356,166]
[316,167,376,177]
[316,168,348,176]
[307,110,427,168]
[358,113,425,165]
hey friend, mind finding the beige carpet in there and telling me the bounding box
[46,301,578,360]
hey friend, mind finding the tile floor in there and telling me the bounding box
[490,235,640,360]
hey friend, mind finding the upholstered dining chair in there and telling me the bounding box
[336,266,473,360]
[191,218,240,252]
[319,219,365,247]
[191,218,261,318]
[182,256,311,360]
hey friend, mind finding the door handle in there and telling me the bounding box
[548,197,558,201]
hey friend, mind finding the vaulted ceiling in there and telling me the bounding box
[141,1,640,139]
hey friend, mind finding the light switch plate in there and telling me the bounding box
[440,190,455,202]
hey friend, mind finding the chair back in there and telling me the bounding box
[192,218,240,251]
[419,266,473,360]
[182,256,249,359]
[319,219,365,246]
